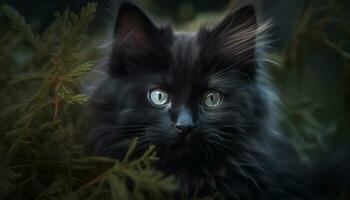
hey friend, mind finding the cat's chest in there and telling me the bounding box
[169,164,262,199]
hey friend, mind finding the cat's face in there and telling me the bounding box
[89,3,269,169]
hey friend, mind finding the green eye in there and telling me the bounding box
[203,91,223,108]
[148,89,169,107]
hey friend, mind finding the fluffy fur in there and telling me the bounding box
[87,2,349,199]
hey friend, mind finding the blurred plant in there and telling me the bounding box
[0,3,176,200]
[284,0,350,75]
[278,97,337,162]
[272,0,350,156]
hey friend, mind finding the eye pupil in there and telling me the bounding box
[210,95,214,102]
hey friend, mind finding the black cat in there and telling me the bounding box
[87,2,350,199]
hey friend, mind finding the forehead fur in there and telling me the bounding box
[170,32,199,73]
[164,32,202,101]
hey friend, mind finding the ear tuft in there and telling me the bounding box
[199,3,271,80]
[210,5,258,59]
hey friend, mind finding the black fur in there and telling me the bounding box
[87,2,350,199]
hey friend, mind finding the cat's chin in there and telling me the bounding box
[176,134,196,144]
[158,137,215,164]
[157,141,225,174]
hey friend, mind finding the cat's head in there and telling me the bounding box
[89,2,272,170]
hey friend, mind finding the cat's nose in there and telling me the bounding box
[173,106,194,135]
[174,123,194,135]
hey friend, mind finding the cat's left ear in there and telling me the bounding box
[201,3,265,78]
[212,4,258,58]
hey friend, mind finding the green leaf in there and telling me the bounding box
[68,62,93,79]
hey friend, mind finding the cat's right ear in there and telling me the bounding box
[114,2,157,48]
[109,2,171,76]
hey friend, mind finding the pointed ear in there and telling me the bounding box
[110,2,173,76]
[199,4,265,80]
[212,4,258,61]
[114,2,158,48]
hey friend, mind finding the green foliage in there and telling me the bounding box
[0,3,176,200]
[71,139,176,200]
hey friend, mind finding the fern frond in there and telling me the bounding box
[74,139,177,200]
